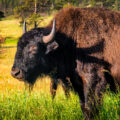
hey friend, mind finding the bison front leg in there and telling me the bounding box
[50,79,59,99]
[61,77,72,98]
[82,69,107,120]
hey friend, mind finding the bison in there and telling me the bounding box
[11,6,120,119]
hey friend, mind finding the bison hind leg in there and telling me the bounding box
[81,68,108,120]
[103,70,117,93]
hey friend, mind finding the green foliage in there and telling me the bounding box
[28,13,41,25]
[102,0,115,9]
[89,0,96,7]
[1,0,120,17]
[14,1,38,26]
[82,0,88,7]
[14,5,30,20]
[114,0,119,10]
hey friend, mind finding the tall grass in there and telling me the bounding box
[0,17,120,120]
[0,91,83,120]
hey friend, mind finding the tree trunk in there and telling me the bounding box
[34,0,37,28]
[51,0,55,9]
[35,0,37,14]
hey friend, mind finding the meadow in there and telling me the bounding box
[0,17,120,120]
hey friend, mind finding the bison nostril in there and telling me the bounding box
[14,70,20,76]
[11,68,23,79]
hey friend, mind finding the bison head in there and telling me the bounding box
[11,20,58,84]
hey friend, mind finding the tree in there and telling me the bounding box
[82,0,88,6]
[102,0,115,8]
[114,0,119,10]
[89,0,96,7]
[1,0,11,14]
[14,0,42,27]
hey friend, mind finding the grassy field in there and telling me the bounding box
[0,17,120,120]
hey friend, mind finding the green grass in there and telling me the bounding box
[0,18,22,39]
[4,38,18,45]
[0,91,83,120]
[0,15,53,46]
[0,90,120,120]
[97,91,120,120]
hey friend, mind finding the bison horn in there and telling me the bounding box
[23,20,27,34]
[43,19,56,43]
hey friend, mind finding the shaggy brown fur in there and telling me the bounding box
[47,7,120,119]
[48,6,120,85]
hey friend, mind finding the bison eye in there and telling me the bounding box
[29,45,38,54]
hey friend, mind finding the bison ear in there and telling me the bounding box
[45,41,59,54]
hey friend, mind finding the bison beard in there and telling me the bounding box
[11,6,120,119]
